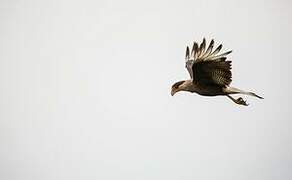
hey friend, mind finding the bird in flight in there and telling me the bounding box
[171,38,263,106]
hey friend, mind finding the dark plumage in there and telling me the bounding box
[171,38,263,106]
[193,60,232,87]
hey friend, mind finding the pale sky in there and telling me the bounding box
[0,0,292,180]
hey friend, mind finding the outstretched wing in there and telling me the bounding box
[185,38,232,87]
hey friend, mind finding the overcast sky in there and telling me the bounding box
[0,0,292,180]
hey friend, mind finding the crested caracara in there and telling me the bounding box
[171,38,263,106]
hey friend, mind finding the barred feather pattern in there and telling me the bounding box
[185,38,233,86]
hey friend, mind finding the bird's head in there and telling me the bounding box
[171,80,186,96]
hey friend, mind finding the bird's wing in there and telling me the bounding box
[185,38,232,86]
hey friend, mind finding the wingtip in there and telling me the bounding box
[185,46,190,59]
[202,38,206,45]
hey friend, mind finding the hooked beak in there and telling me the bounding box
[171,88,178,96]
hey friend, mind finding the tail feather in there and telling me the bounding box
[225,87,264,99]
[247,92,264,99]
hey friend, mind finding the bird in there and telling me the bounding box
[171,38,263,106]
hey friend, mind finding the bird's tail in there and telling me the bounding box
[225,86,264,99]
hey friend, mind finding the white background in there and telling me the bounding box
[1,0,291,180]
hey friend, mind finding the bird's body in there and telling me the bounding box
[177,80,226,96]
[171,38,263,106]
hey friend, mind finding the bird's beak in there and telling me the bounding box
[171,89,178,96]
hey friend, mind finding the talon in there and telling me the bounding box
[236,97,248,106]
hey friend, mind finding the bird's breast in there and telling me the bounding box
[193,84,225,96]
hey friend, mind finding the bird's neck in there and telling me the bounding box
[181,80,198,92]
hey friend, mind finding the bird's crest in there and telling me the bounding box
[172,80,185,89]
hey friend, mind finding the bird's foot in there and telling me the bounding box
[235,97,249,106]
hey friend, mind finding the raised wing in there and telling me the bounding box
[185,38,233,87]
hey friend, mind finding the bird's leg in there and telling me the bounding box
[226,95,249,106]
